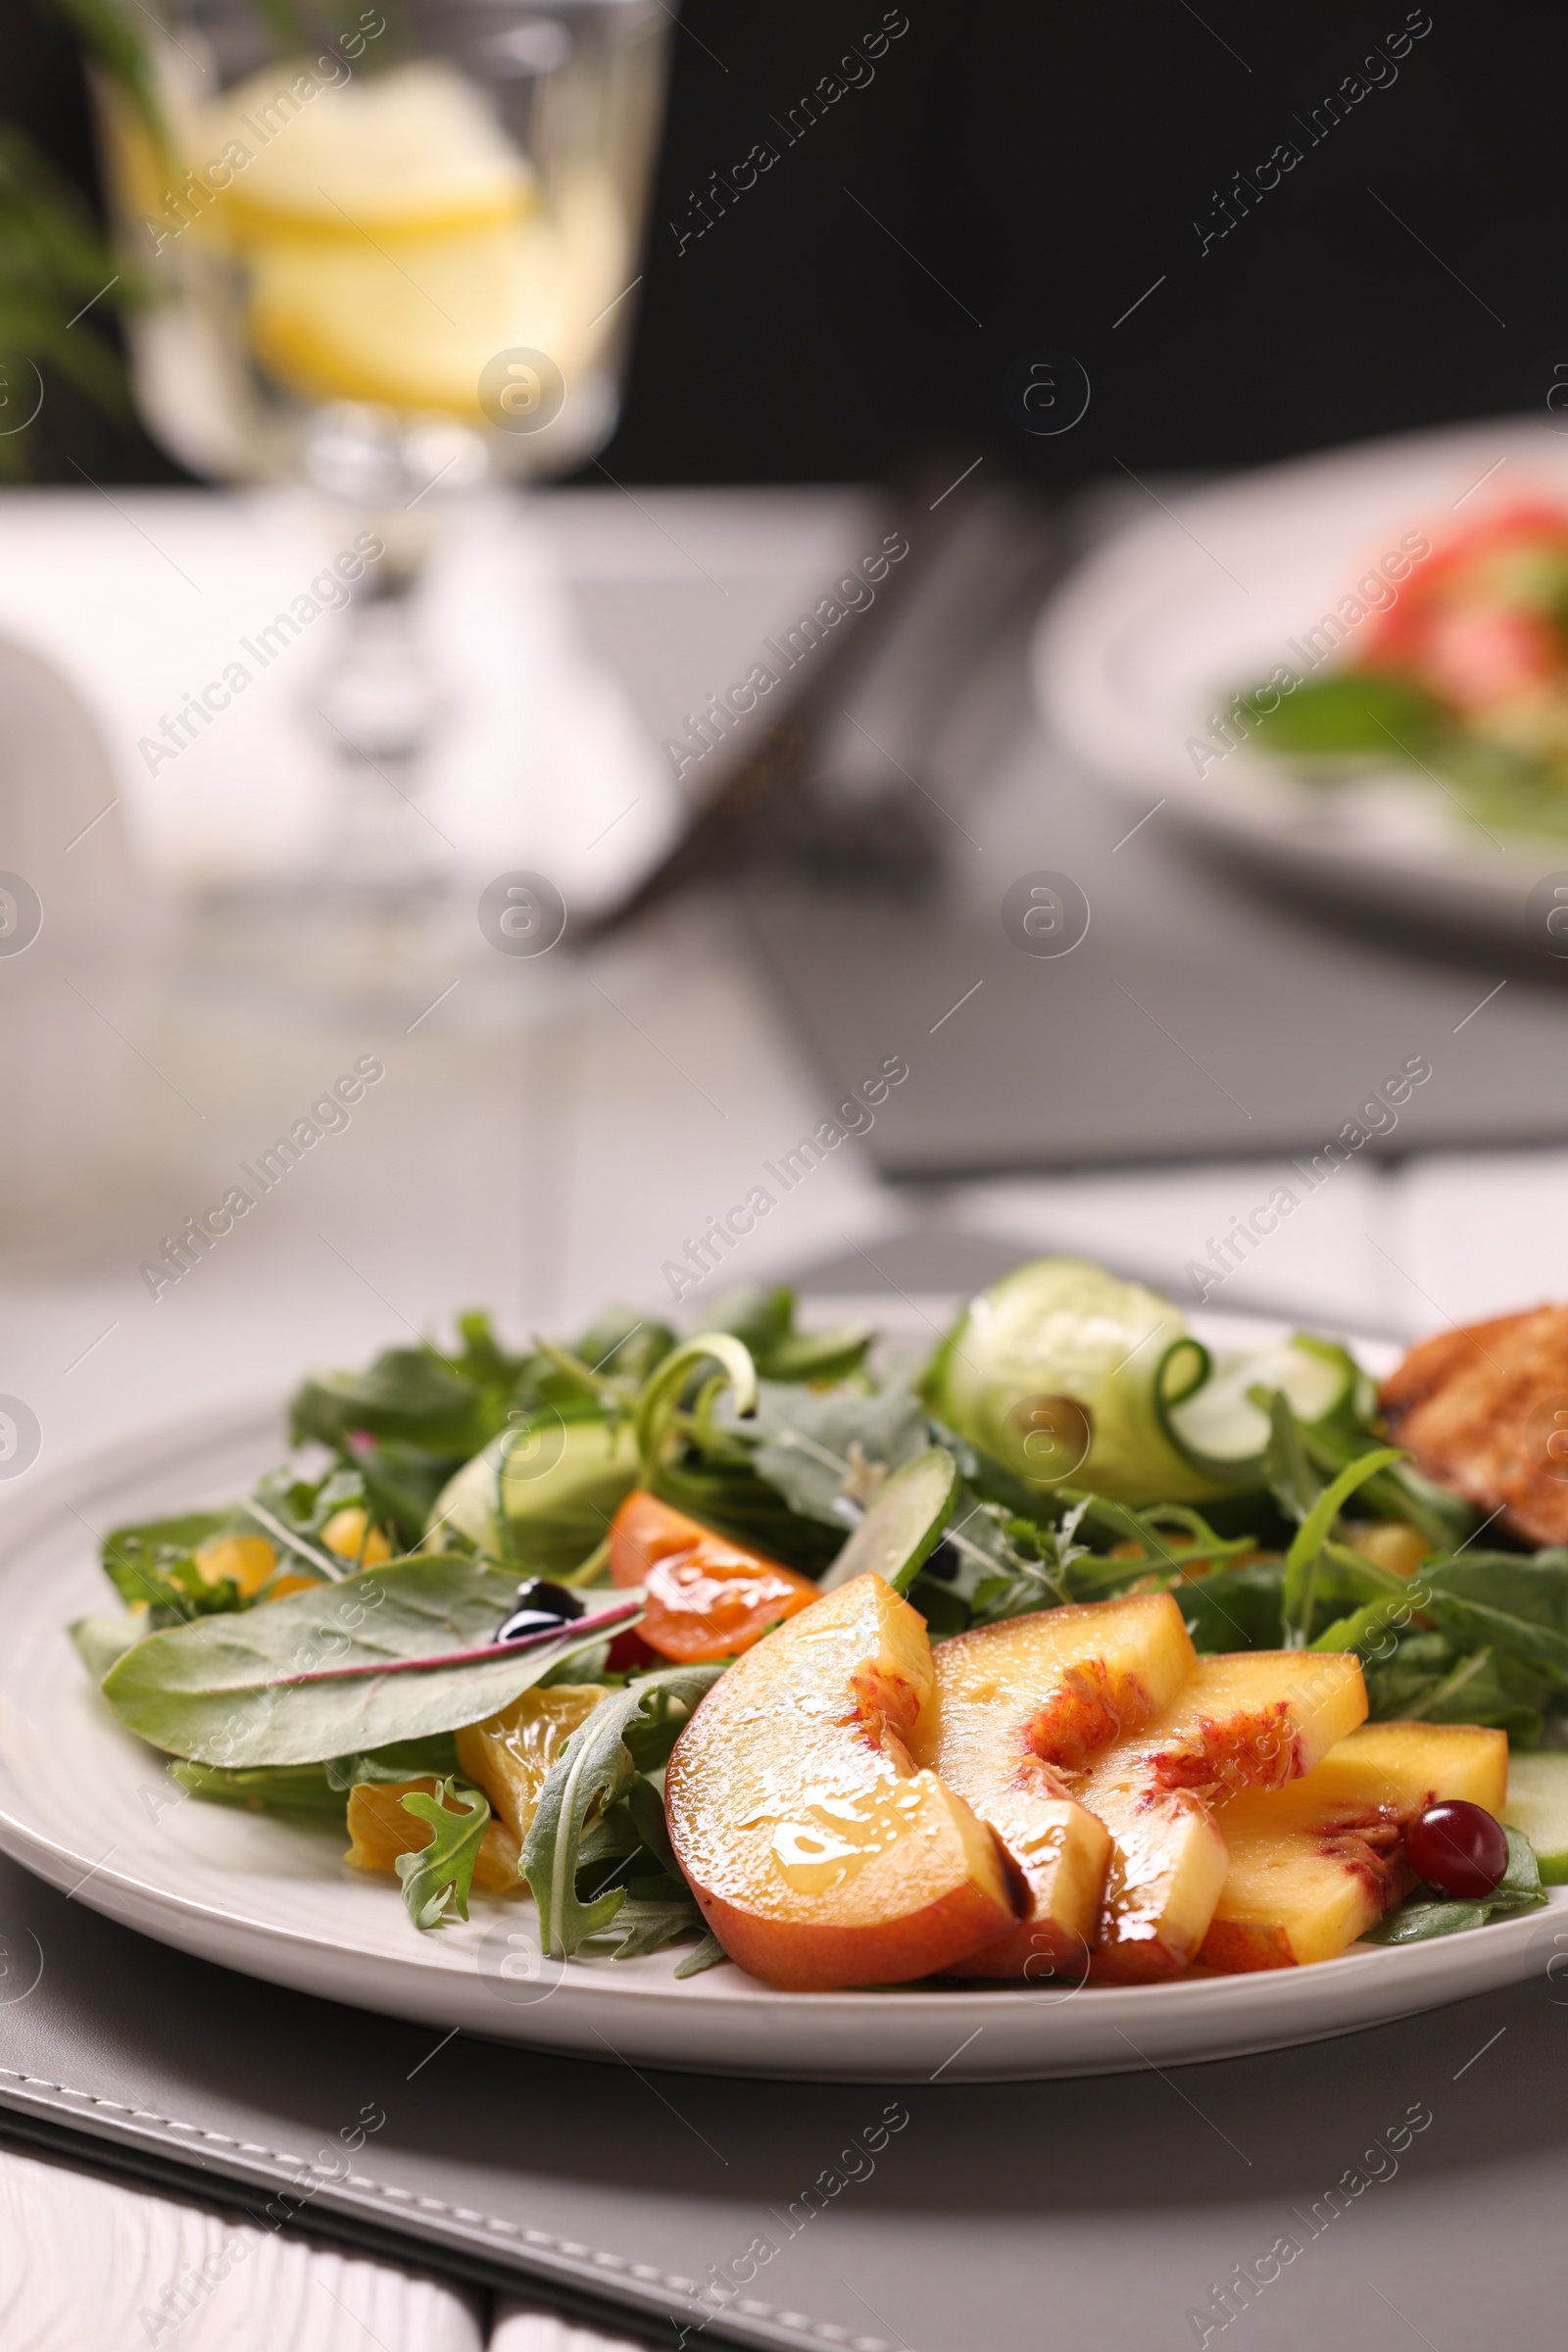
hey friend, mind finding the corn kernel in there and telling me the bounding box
[193,1535,277,1598]
[320,1506,391,1565]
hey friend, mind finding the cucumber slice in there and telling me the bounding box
[1504,1753,1568,1885]
[818,1446,958,1596]
[1164,1339,1356,1484]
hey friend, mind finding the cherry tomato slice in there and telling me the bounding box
[606,1490,820,1662]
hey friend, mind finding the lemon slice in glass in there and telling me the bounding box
[246,172,626,416]
[216,59,537,238]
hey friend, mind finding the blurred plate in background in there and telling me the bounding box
[1035,415,1568,947]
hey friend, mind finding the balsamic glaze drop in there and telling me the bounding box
[492,1579,587,1645]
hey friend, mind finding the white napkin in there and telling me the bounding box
[0,488,679,911]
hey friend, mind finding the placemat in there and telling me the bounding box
[0,1848,1563,2352]
[741,819,1568,1183]
[737,486,1568,1180]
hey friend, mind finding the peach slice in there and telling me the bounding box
[663,1574,1017,1989]
[1079,1648,1368,1980]
[918,1593,1196,1979]
[1199,1719,1509,1971]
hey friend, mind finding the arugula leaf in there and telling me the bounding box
[1361,1828,1547,1944]
[964,1496,1090,1622]
[1426,1551,1568,1638]
[1301,1418,1475,1550]
[579,1882,708,1959]
[1181,1558,1288,1652]
[620,1773,678,1874]
[673,1930,729,1978]
[1263,1391,1322,1527]
[523,1664,723,1958]
[1424,1591,1568,1691]
[101,1557,625,1766]
[396,1780,493,1928]
[1281,1446,1403,1645]
[740,1371,928,1528]
[1369,1642,1553,1744]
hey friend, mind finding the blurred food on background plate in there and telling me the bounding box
[1239,504,1568,840]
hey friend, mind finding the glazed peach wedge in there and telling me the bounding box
[915,1593,1193,1979]
[1200,1721,1509,1970]
[664,1575,1019,1990]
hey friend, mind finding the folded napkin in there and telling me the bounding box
[0,489,679,914]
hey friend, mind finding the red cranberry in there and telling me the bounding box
[1406,1800,1509,1898]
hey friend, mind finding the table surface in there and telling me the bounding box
[2,485,1565,2349]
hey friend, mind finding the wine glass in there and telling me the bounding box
[89,0,672,961]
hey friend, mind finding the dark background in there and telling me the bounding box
[8,0,1551,485]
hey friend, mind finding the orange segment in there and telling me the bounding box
[455,1685,609,1842]
[343,1776,518,1893]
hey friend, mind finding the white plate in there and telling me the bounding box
[0,1307,1556,2083]
[1034,414,1568,942]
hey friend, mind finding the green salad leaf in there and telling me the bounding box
[323,1734,461,1789]
[71,1613,146,1680]
[170,1759,348,1822]
[291,1342,509,1458]
[1263,1391,1322,1528]
[707,1285,873,1385]
[396,1780,494,1928]
[673,1930,729,1978]
[1361,1827,1546,1944]
[1238,673,1444,759]
[1180,1558,1289,1652]
[523,1664,723,1959]
[101,1558,627,1766]
[1366,1639,1553,1744]
[739,1371,928,1530]
[1281,1446,1404,1645]
[578,1882,708,1960]
[100,1511,234,1623]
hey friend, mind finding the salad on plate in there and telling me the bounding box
[72,1258,1568,1991]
